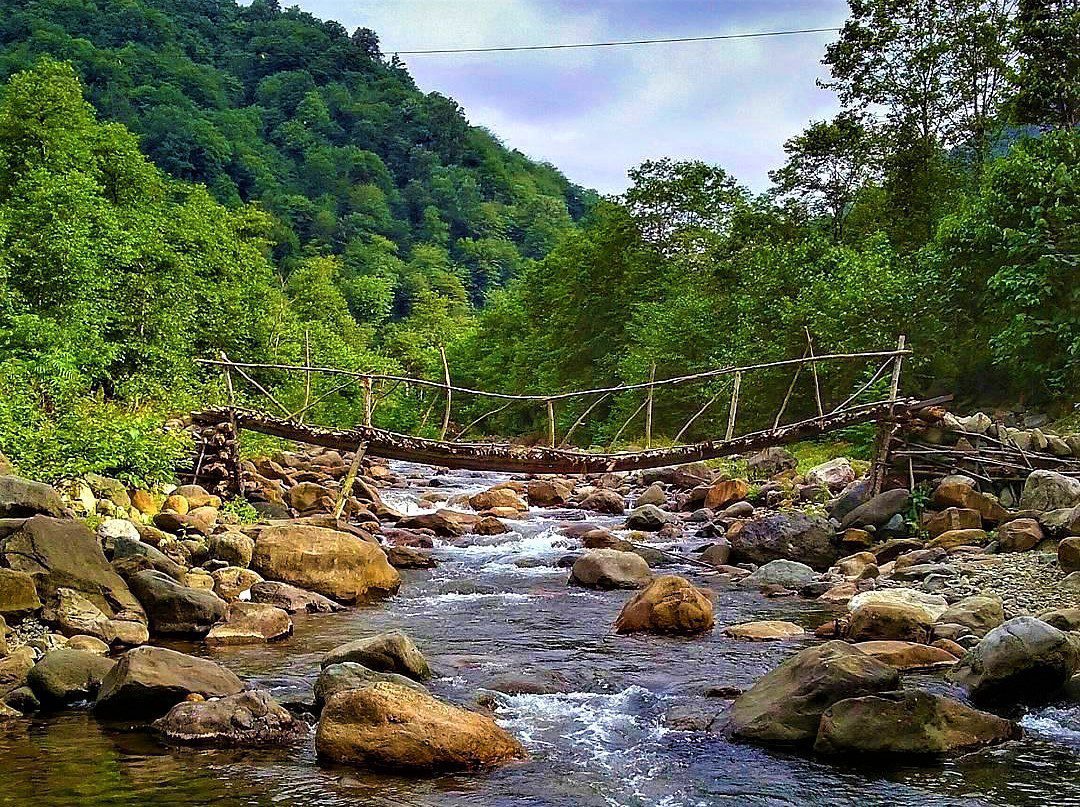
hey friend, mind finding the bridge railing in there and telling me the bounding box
[194,334,911,453]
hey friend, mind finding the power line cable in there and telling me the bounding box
[393,26,841,55]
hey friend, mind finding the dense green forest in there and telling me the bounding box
[0,0,1076,483]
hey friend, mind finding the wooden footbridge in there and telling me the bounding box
[190,336,944,488]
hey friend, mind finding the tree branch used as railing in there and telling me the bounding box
[195,347,912,403]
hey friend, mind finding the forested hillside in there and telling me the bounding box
[0,0,590,481]
[0,0,1076,484]
[0,0,592,315]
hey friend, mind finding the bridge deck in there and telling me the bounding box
[193,398,937,474]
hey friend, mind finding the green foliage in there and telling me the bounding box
[0,0,592,315]
[221,496,259,525]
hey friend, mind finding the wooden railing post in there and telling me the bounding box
[547,400,556,447]
[362,377,373,427]
[726,370,742,440]
[333,441,367,520]
[888,334,906,416]
[439,346,451,442]
[644,363,655,449]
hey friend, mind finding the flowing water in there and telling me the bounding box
[1,463,1079,806]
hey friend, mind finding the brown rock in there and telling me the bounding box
[814,691,1019,755]
[614,575,714,635]
[923,508,982,538]
[847,602,932,643]
[474,516,509,535]
[94,646,244,717]
[469,488,527,512]
[928,528,987,550]
[0,568,41,618]
[247,581,344,614]
[252,524,400,603]
[704,479,749,510]
[211,567,264,601]
[1059,537,1080,573]
[851,641,958,670]
[723,620,803,641]
[206,602,292,645]
[285,482,332,514]
[579,489,625,515]
[996,518,1043,553]
[728,641,899,746]
[153,689,307,746]
[526,479,572,507]
[569,549,651,589]
[315,683,525,771]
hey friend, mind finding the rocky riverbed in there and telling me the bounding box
[0,440,1079,806]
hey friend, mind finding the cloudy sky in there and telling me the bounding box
[291,0,850,194]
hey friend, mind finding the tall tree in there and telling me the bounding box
[1011,0,1080,127]
[769,112,875,242]
[622,159,747,254]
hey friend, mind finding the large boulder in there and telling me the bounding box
[26,649,115,706]
[469,487,527,512]
[2,516,143,619]
[739,559,817,589]
[128,570,227,637]
[207,531,255,568]
[948,616,1080,703]
[805,458,855,492]
[933,477,1008,523]
[0,646,36,699]
[704,479,750,510]
[578,489,625,515]
[315,683,525,771]
[526,479,572,507]
[624,504,675,531]
[248,581,343,614]
[848,588,949,622]
[728,641,900,746]
[111,536,186,581]
[728,512,838,571]
[1021,471,1080,512]
[0,568,41,618]
[923,507,982,538]
[746,447,797,478]
[322,630,431,680]
[840,489,911,530]
[846,601,933,643]
[94,646,244,717]
[996,518,1044,552]
[613,575,713,635]
[314,662,427,707]
[397,511,467,537]
[938,596,1005,638]
[0,476,64,518]
[153,689,307,746]
[814,691,1019,755]
[205,602,292,645]
[252,524,400,603]
[569,549,651,589]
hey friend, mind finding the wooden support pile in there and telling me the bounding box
[187,419,242,498]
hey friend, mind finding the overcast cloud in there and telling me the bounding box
[289,0,850,193]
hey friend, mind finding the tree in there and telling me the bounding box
[770,113,875,242]
[824,0,1017,169]
[1011,0,1080,127]
[622,159,747,253]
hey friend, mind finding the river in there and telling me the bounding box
[1,462,1078,806]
